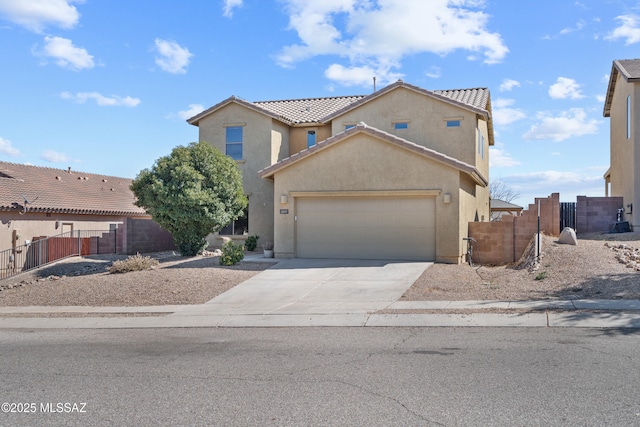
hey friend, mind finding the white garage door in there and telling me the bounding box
[296,196,436,261]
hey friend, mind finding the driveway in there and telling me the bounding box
[181,258,432,316]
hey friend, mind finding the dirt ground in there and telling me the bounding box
[1,231,639,308]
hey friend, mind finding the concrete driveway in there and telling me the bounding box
[189,258,432,316]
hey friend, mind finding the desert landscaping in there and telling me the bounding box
[0,232,639,309]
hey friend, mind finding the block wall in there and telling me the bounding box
[123,218,175,255]
[469,193,560,265]
[576,196,624,233]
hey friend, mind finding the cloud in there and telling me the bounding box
[176,104,205,120]
[499,78,520,92]
[492,98,525,126]
[60,91,141,107]
[489,142,520,168]
[548,77,584,100]
[559,20,586,35]
[606,15,640,45]
[0,0,82,33]
[41,150,69,163]
[324,63,403,87]
[523,108,599,142]
[35,36,94,71]
[154,38,192,74]
[276,0,508,86]
[223,0,243,18]
[0,136,20,156]
[425,66,441,79]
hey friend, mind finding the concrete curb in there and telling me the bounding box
[2,300,640,329]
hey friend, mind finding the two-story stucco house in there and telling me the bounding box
[188,80,493,263]
[604,59,640,229]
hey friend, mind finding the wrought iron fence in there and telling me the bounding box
[560,202,577,231]
[0,230,117,281]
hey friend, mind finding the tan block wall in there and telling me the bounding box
[576,196,625,233]
[469,193,560,265]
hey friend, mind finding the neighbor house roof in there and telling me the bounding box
[259,122,488,187]
[0,162,147,216]
[490,199,523,211]
[187,80,494,142]
[604,59,640,117]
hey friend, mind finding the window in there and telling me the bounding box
[345,124,355,130]
[394,122,408,130]
[477,128,485,159]
[220,206,248,235]
[446,120,461,127]
[627,95,632,140]
[307,130,316,148]
[226,126,243,160]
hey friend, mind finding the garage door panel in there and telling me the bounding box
[296,196,435,261]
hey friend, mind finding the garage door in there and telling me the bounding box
[295,196,435,261]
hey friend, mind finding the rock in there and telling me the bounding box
[558,227,578,245]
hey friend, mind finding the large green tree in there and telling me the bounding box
[131,141,247,256]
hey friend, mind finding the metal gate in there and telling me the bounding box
[560,202,577,231]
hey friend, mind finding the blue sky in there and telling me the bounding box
[1,0,640,208]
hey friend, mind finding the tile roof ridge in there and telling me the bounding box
[0,161,134,180]
[252,94,366,104]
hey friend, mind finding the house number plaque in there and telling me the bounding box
[280,209,289,214]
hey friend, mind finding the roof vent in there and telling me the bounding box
[55,176,61,181]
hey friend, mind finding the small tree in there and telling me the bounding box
[131,141,247,256]
[489,179,519,203]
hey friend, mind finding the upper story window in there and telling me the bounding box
[307,130,316,148]
[446,120,461,127]
[627,95,632,140]
[225,126,243,160]
[477,127,485,159]
[345,124,355,130]
[394,122,409,130]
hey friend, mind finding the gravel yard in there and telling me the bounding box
[1,232,639,308]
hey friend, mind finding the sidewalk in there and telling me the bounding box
[1,299,640,329]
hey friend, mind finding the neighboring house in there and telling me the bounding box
[188,80,493,263]
[603,59,640,229]
[490,199,523,221]
[0,162,148,253]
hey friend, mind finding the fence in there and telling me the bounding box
[560,202,577,230]
[0,230,116,281]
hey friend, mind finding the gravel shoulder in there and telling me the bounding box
[1,232,639,308]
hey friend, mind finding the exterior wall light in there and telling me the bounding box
[443,193,452,204]
[280,195,288,204]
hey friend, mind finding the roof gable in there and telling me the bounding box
[604,59,640,117]
[0,162,147,216]
[259,122,488,187]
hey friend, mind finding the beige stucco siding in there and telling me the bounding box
[609,74,640,227]
[289,125,331,155]
[196,103,277,242]
[270,132,465,262]
[330,87,479,165]
[0,212,127,252]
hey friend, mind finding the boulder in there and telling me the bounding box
[558,227,578,245]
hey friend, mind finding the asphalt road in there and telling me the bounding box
[1,327,639,426]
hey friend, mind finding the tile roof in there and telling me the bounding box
[259,122,488,187]
[188,81,493,130]
[604,59,640,117]
[490,199,523,210]
[0,162,147,216]
[253,96,366,124]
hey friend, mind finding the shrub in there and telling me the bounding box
[109,253,159,274]
[245,235,259,252]
[220,241,245,266]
